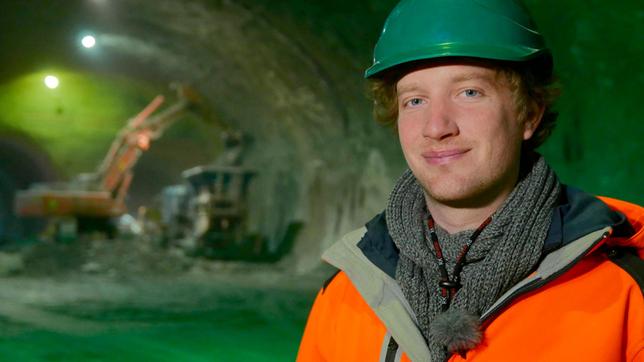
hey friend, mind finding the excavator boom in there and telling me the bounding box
[14,85,198,218]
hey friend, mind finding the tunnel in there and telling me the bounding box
[0,0,642,360]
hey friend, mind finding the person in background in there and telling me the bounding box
[297,0,644,360]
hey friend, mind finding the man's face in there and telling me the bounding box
[396,62,540,208]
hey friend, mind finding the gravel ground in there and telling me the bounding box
[0,237,331,334]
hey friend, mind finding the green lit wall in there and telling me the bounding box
[0,70,159,175]
[529,0,643,203]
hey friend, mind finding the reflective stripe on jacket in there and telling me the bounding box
[297,188,644,361]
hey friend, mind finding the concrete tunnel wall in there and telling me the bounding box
[85,0,406,273]
[0,0,642,273]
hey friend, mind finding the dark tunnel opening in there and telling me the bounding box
[0,134,58,242]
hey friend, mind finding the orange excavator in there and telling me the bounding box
[14,84,199,239]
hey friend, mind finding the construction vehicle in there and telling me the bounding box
[14,84,199,240]
[160,132,301,262]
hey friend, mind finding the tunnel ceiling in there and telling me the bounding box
[1,0,642,269]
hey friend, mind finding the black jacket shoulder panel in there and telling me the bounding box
[606,247,644,294]
[544,186,632,252]
[357,212,399,279]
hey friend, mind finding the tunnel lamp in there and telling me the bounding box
[44,75,59,89]
[81,35,96,48]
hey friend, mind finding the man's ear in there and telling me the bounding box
[523,103,545,141]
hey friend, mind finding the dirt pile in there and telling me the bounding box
[18,237,193,278]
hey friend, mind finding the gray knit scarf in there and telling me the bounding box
[387,156,560,362]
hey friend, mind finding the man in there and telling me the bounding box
[297,0,643,361]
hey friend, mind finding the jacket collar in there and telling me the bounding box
[543,186,632,253]
[322,228,431,362]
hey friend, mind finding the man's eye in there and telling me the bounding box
[405,98,425,107]
[463,89,481,97]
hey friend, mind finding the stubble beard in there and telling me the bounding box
[418,167,517,211]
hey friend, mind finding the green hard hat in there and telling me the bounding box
[365,0,552,78]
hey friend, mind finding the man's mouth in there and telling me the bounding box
[421,149,470,165]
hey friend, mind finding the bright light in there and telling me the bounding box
[44,75,59,89]
[81,35,96,48]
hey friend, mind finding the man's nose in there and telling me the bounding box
[421,99,459,140]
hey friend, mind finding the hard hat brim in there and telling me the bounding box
[365,43,550,79]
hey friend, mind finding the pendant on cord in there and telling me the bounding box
[426,216,492,311]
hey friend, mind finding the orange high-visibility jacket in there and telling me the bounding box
[298,187,644,361]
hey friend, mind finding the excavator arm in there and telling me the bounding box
[14,84,200,218]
